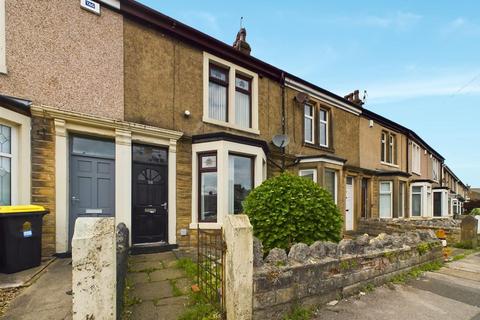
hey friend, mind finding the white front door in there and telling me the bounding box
[345,177,354,231]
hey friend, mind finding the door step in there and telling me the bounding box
[130,242,178,255]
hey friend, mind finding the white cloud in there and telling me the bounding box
[347,71,480,103]
[443,17,480,36]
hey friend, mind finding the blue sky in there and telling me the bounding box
[139,1,480,186]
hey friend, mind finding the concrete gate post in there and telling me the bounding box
[223,214,254,320]
[72,217,116,320]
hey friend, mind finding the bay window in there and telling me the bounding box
[299,169,317,182]
[379,181,393,218]
[410,183,433,217]
[235,75,251,129]
[324,169,337,204]
[304,104,314,144]
[208,64,228,122]
[0,124,11,205]
[198,153,218,222]
[399,181,406,218]
[228,154,254,214]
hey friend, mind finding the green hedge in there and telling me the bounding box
[243,173,343,251]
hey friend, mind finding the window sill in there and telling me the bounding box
[380,161,399,168]
[189,222,222,230]
[411,171,421,176]
[202,117,260,135]
[303,142,335,153]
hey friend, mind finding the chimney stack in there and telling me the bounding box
[233,28,251,55]
[344,90,364,106]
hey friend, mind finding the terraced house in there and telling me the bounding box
[0,0,469,256]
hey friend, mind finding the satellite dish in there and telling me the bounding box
[272,134,290,148]
[294,92,309,104]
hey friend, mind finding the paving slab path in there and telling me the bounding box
[1,258,72,320]
[314,252,480,320]
[125,251,190,320]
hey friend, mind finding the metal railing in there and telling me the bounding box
[197,228,226,318]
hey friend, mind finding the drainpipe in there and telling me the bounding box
[281,72,286,172]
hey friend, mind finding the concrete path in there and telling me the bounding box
[314,252,480,320]
[2,258,72,320]
[124,252,190,320]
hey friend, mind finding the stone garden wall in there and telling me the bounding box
[357,218,461,244]
[252,231,442,320]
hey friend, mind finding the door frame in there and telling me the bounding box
[68,134,116,249]
[345,176,355,231]
[131,143,169,244]
[39,105,183,254]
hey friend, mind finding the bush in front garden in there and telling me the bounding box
[243,173,343,252]
[470,208,480,216]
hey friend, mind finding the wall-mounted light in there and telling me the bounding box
[184,110,191,118]
[369,120,374,128]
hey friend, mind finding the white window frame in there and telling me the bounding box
[410,182,432,218]
[0,108,31,205]
[324,168,338,204]
[191,140,266,229]
[399,181,406,218]
[0,0,5,74]
[299,169,317,183]
[304,104,314,144]
[319,108,329,147]
[203,52,259,134]
[379,181,393,218]
[381,132,387,162]
[432,158,440,182]
[411,142,421,175]
[433,189,449,217]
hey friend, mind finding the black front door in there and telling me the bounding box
[132,144,168,244]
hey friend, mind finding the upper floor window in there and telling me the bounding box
[304,104,314,144]
[381,131,397,165]
[0,0,5,73]
[203,53,259,133]
[411,142,421,174]
[432,157,440,182]
[235,75,251,128]
[319,109,329,147]
[303,103,330,148]
[208,64,229,122]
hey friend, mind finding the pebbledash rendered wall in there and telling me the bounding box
[251,231,442,319]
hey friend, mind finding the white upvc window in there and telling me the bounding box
[411,142,421,175]
[0,0,5,74]
[319,109,329,147]
[324,168,337,204]
[191,140,266,229]
[203,52,259,134]
[381,131,397,165]
[299,169,317,183]
[399,181,406,218]
[410,182,432,218]
[0,123,12,205]
[433,189,449,217]
[304,104,314,144]
[379,181,393,218]
[0,108,31,205]
[432,158,440,182]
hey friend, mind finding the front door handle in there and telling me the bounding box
[72,196,80,202]
[161,202,168,210]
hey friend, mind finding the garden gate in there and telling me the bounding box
[197,228,226,318]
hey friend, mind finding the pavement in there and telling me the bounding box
[314,251,480,320]
[0,257,56,289]
[124,251,190,320]
[1,258,72,320]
